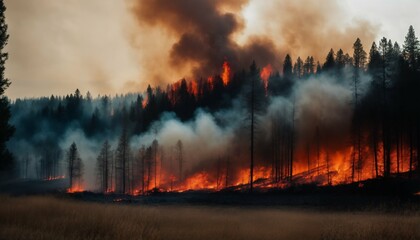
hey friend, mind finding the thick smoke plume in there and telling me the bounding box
[130,0,377,86]
[130,0,277,83]
[5,0,378,98]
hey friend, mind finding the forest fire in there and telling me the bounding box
[4,1,420,239]
[109,138,415,195]
[176,172,217,192]
[9,23,420,198]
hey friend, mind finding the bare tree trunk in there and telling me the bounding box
[290,99,295,180]
[316,127,320,176]
[409,130,413,180]
[141,150,145,194]
[225,156,230,188]
[396,131,400,175]
[372,130,379,178]
[326,150,331,185]
[250,76,255,192]
[306,142,310,174]
[417,125,420,175]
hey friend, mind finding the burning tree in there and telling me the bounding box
[7,21,420,193]
[152,139,159,189]
[67,142,83,191]
[246,61,266,192]
[351,37,367,182]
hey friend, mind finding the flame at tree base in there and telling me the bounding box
[67,185,84,193]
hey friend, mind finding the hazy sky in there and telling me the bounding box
[4,0,419,99]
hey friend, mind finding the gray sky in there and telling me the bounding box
[4,0,420,99]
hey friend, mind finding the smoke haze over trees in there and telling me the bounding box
[4,0,381,98]
[5,25,420,192]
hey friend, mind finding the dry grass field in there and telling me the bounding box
[0,195,419,240]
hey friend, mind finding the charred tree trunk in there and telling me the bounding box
[141,148,145,194]
[153,140,158,189]
[409,129,414,180]
[417,125,420,175]
[396,130,400,175]
[326,150,331,185]
[351,140,356,182]
[372,128,379,178]
[225,157,230,188]
[176,140,183,182]
[316,127,320,176]
[306,141,310,173]
[250,72,255,192]
[289,100,295,180]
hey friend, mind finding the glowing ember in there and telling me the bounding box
[207,76,214,90]
[44,175,65,181]
[142,95,148,108]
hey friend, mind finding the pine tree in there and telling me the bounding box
[248,61,259,192]
[116,124,130,194]
[316,61,322,74]
[97,140,111,193]
[0,0,14,174]
[293,57,303,78]
[303,56,315,76]
[353,38,367,69]
[68,142,83,190]
[403,25,420,70]
[351,38,366,182]
[379,37,393,177]
[336,49,346,69]
[283,54,293,78]
[323,49,336,71]
[367,41,381,178]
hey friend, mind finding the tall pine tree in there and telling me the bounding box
[403,25,420,70]
[0,0,14,175]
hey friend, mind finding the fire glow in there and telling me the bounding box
[84,141,410,195]
[92,60,417,194]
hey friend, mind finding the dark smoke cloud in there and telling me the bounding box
[131,0,278,80]
[129,0,378,84]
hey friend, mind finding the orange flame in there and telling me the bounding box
[260,64,272,95]
[207,76,214,90]
[178,172,217,191]
[67,185,84,193]
[221,60,231,86]
[188,80,199,97]
[142,95,148,108]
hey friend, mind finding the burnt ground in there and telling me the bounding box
[1,177,420,212]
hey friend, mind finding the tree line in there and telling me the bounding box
[2,24,420,192]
